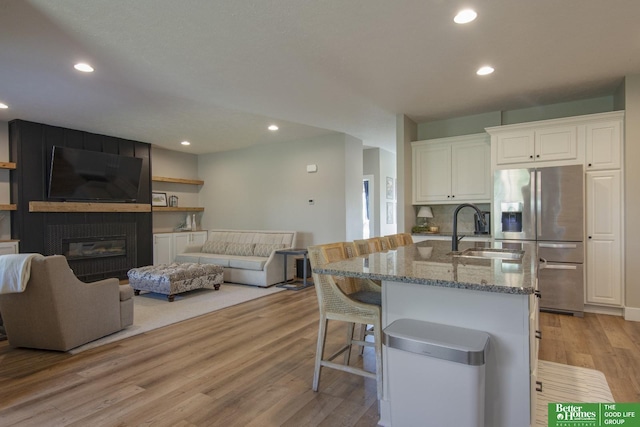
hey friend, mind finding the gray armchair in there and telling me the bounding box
[0,255,133,351]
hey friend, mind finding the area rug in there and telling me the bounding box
[535,360,614,426]
[69,284,284,354]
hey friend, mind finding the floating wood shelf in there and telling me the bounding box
[152,176,204,185]
[0,204,17,211]
[0,162,16,170]
[29,201,152,213]
[152,206,204,212]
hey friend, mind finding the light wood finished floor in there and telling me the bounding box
[0,288,638,426]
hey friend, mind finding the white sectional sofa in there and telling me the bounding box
[174,229,297,287]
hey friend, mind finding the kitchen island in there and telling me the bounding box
[314,239,539,427]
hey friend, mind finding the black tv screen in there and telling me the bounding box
[48,146,143,202]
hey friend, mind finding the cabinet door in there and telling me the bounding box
[191,231,208,246]
[586,120,621,170]
[174,233,192,259]
[412,143,451,203]
[153,234,173,265]
[452,140,490,201]
[0,242,18,255]
[495,130,535,165]
[535,125,577,162]
[586,171,622,306]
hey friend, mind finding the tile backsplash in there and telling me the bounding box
[415,203,490,233]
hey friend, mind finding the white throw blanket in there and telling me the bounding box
[0,253,45,294]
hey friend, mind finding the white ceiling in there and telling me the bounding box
[1,0,639,154]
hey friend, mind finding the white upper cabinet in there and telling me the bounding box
[494,125,577,165]
[585,119,622,170]
[488,111,624,169]
[412,133,490,204]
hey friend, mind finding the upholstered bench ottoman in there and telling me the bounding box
[127,263,224,302]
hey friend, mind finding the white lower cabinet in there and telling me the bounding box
[586,171,622,306]
[153,231,208,265]
[0,241,19,255]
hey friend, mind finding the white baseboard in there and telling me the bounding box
[624,306,640,322]
[584,304,623,317]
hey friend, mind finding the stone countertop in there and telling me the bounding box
[314,240,537,295]
[412,232,491,238]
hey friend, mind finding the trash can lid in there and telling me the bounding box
[383,318,490,366]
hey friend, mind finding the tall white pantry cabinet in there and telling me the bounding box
[585,118,623,307]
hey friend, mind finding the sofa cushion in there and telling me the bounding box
[229,257,267,271]
[202,240,228,254]
[225,242,255,256]
[175,253,232,267]
[196,255,232,267]
[253,243,286,257]
[173,254,204,264]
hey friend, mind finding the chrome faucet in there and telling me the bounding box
[452,203,486,252]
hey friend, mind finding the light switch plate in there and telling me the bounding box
[306,164,318,173]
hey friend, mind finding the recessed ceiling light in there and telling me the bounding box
[268,125,279,131]
[0,102,7,109]
[477,66,495,76]
[454,9,477,24]
[74,62,94,73]
[181,141,191,146]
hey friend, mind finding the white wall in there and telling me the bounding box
[197,133,363,249]
[624,75,640,312]
[0,121,11,240]
[364,147,397,237]
[396,114,417,234]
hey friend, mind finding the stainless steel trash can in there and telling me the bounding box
[383,319,490,427]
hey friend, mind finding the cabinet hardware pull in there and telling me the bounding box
[588,163,592,167]
[529,155,533,159]
[538,242,576,249]
[536,381,543,392]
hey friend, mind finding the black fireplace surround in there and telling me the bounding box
[9,120,153,281]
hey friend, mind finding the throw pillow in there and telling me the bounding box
[202,240,228,254]
[225,242,255,256]
[253,243,286,257]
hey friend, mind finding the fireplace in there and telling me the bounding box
[46,223,138,282]
[63,236,127,260]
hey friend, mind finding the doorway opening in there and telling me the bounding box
[363,176,374,239]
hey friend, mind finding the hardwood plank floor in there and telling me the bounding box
[1,288,639,426]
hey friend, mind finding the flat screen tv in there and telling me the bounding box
[48,146,143,202]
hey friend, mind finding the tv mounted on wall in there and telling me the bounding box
[48,146,143,202]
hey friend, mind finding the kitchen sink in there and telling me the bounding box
[450,248,524,261]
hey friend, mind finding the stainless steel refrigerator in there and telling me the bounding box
[493,164,584,316]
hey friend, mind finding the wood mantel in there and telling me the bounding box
[29,201,152,213]
[152,176,204,185]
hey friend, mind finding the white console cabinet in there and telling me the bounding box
[153,231,208,265]
[0,241,19,255]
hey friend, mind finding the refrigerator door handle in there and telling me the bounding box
[539,258,548,270]
[538,243,578,249]
[544,264,578,270]
[536,170,542,238]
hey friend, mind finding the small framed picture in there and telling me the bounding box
[386,202,394,224]
[386,177,395,200]
[152,192,168,207]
